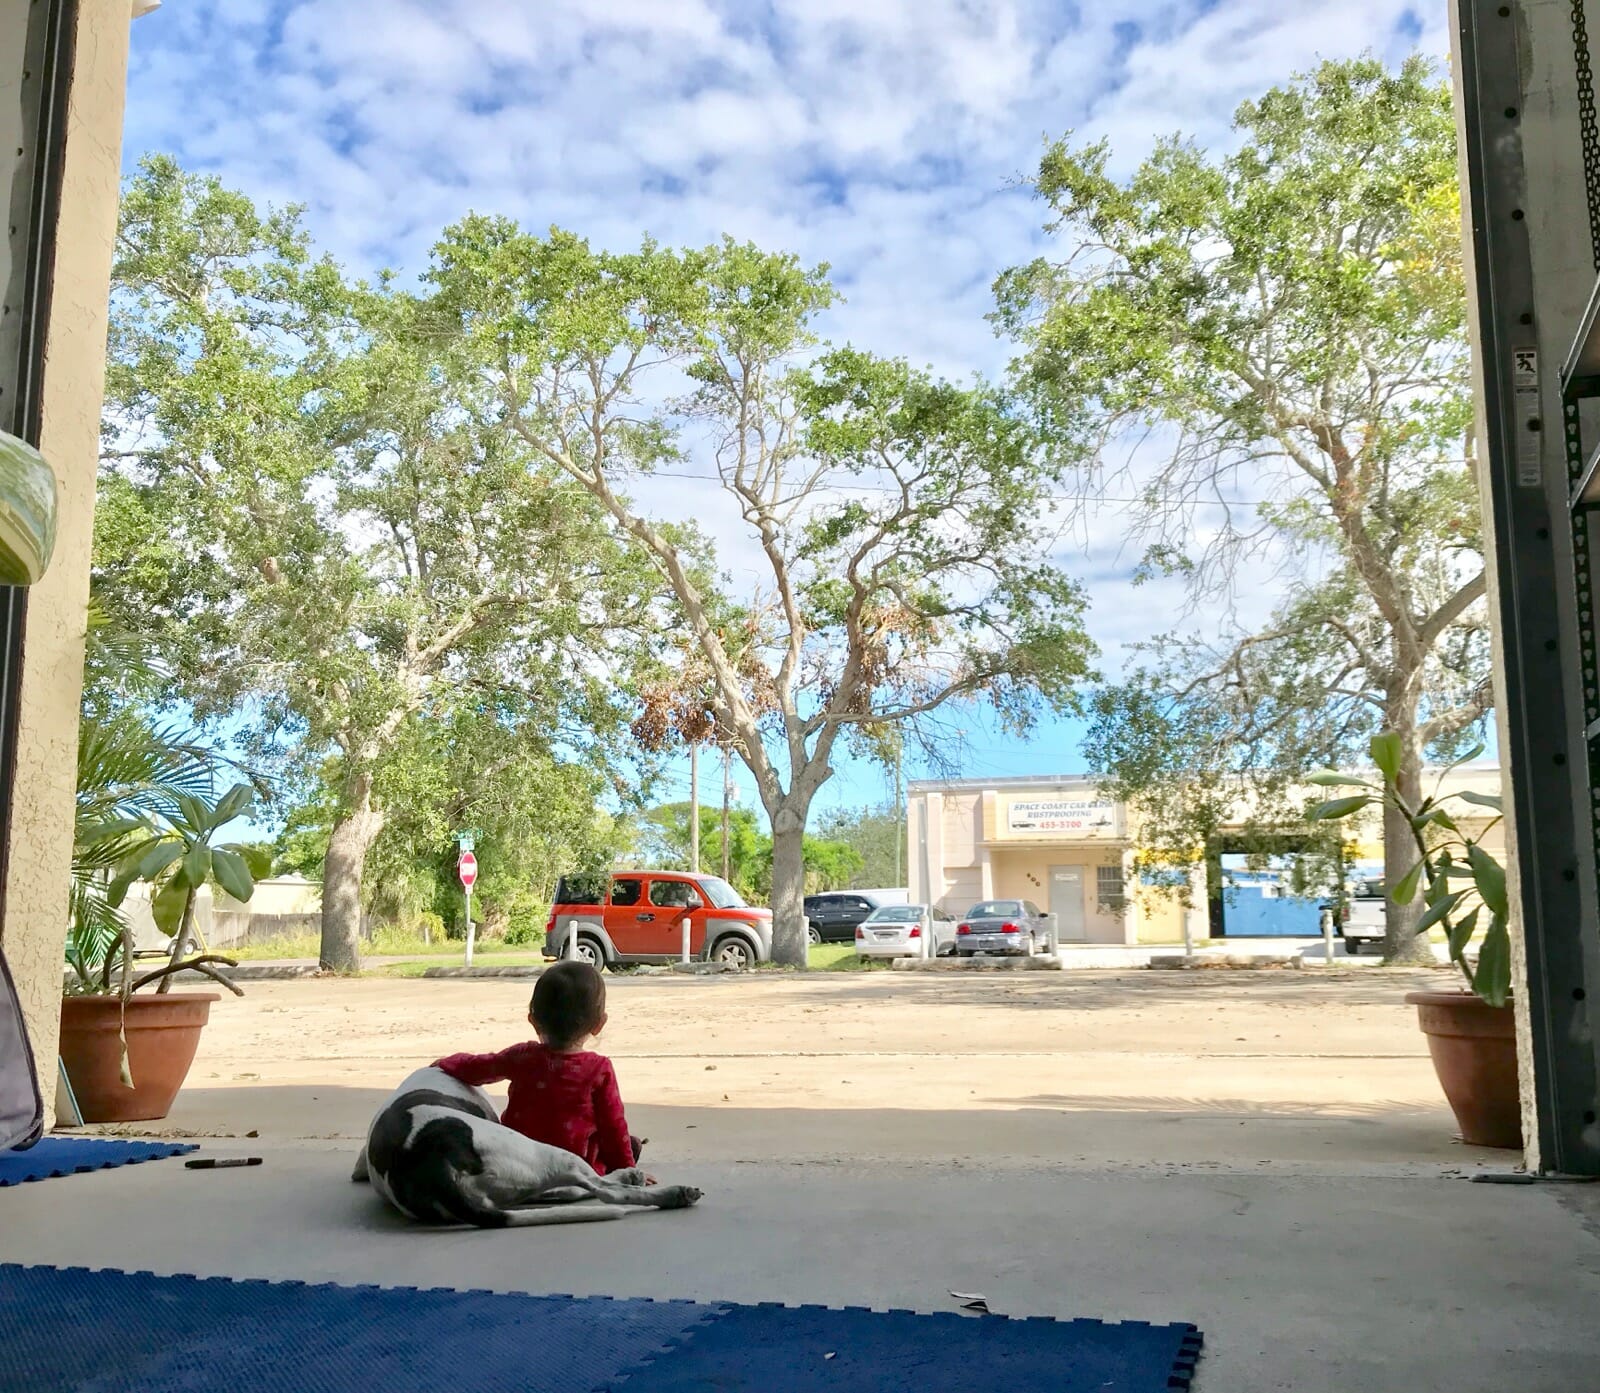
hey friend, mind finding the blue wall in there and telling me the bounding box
[1220,887,1323,937]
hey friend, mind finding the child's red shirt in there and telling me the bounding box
[433,1042,634,1176]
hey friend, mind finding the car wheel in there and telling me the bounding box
[1345,939,1361,957]
[807,924,822,946]
[713,937,755,971]
[574,934,606,970]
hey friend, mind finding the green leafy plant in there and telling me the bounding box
[74,781,271,999]
[68,710,218,991]
[1307,732,1509,1005]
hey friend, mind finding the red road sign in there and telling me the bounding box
[458,851,478,888]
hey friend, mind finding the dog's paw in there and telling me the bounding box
[659,1184,702,1209]
[610,1167,650,1187]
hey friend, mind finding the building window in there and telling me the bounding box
[1097,864,1126,914]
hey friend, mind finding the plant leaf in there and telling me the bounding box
[1391,859,1424,906]
[172,792,213,836]
[1306,771,1372,788]
[1446,905,1481,961]
[76,815,150,848]
[1309,795,1372,821]
[1370,731,1403,783]
[212,783,255,828]
[210,847,254,903]
[1467,843,1509,918]
[182,842,212,888]
[1414,891,1464,938]
[150,877,189,938]
[1472,913,1512,1008]
[136,838,184,882]
[224,841,273,880]
[1444,741,1487,772]
[1457,790,1502,812]
[106,839,182,908]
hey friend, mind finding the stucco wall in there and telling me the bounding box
[1,3,131,1123]
[987,845,1139,944]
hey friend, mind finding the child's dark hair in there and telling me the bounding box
[531,961,607,1048]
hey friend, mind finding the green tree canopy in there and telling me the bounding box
[632,801,863,901]
[996,57,1483,962]
[424,222,1096,963]
[97,158,667,969]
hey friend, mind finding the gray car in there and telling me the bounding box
[956,899,1051,957]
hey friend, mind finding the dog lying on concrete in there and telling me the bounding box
[352,1066,702,1227]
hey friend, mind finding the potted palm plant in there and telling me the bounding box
[64,707,270,1123]
[1308,732,1517,1148]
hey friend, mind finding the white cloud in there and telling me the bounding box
[120,0,1448,799]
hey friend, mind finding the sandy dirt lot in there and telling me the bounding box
[123,963,1502,1173]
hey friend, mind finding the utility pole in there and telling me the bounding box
[721,748,732,883]
[689,742,700,873]
[893,737,904,885]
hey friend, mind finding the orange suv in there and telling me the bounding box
[544,871,774,971]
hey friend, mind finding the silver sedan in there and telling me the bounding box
[955,899,1052,956]
[855,904,958,960]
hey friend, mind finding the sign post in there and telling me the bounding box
[457,844,479,967]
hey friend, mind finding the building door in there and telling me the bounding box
[1049,865,1087,941]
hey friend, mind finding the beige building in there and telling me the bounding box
[908,764,1506,946]
[908,776,1184,944]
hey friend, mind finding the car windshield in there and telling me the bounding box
[866,906,924,922]
[695,876,746,909]
[967,901,1022,918]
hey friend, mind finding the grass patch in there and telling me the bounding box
[367,953,549,978]
[230,929,542,961]
[808,944,893,972]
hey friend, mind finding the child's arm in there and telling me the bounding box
[433,1045,522,1088]
[591,1059,638,1175]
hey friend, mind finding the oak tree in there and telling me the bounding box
[428,224,1096,964]
[996,58,1484,962]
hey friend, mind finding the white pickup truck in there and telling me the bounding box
[1334,889,1386,955]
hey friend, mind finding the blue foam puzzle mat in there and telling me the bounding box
[0,1265,1201,1392]
[612,1301,1204,1392]
[0,1137,196,1186]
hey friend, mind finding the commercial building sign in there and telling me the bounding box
[1002,797,1121,838]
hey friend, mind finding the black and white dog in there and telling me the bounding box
[352,1066,702,1227]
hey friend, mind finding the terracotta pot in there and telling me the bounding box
[58,993,218,1123]
[1405,990,1521,1150]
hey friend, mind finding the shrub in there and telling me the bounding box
[503,906,547,948]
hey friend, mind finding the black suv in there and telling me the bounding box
[803,892,891,944]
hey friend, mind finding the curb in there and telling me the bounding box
[1149,955,1305,971]
[892,956,1064,972]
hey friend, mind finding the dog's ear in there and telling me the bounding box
[351,1146,370,1183]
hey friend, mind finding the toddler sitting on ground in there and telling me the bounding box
[434,960,648,1178]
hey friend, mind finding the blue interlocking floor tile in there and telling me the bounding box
[0,1137,196,1186]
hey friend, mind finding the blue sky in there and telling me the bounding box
[121,0,1452,829]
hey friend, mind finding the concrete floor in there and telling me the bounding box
[3,1144,1599,1392]
[11,970,1600,1390]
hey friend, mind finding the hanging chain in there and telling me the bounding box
[1567,3,1600,874]
[1575,0,1600,270]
